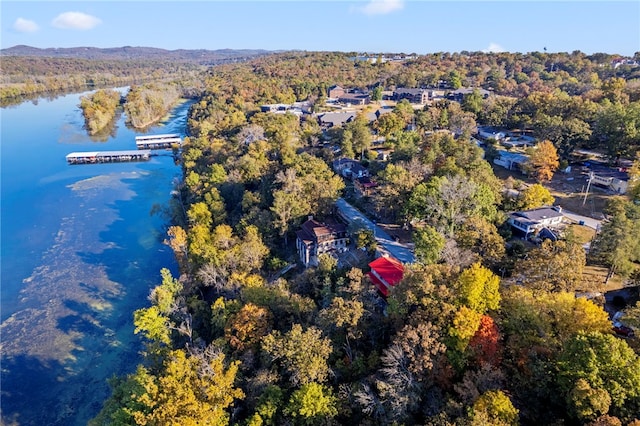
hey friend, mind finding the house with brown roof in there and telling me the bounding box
[296,216,349,267]
[328,85,345,99]
[393,88,431,104]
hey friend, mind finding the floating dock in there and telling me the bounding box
[66,150,152,164]
[135,133,182,150]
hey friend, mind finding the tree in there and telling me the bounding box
[516,239,587,292]
[91,349,244,426]
[469,390,519,426]
[371,86,383,102]
[414,225,445,265]
[455,262,501,314]
[557,331,640,421]
[468,315,503,367]
[589,198,640,282]
[518,183,555,210]
[262,324,333,386]
[285,383,338,425]
[526,140,559,182]
[225,303,273,352]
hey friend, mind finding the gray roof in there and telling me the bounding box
[394,88,428,95]
[513,206,563,222]
[319,112,356,126]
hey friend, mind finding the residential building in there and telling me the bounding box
[332,158,370,180]
[338,93,370,106]
[447,87,492,102]
[393,88,430,104]
[585,163,630,194]
[328,85,345,99]
[508,206,564,236]
[296,217,348,267]
[367,255,404,297]
[318,112,356,128]
[354,176,378,198]
[494,150,529,171]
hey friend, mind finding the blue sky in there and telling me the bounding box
[2,1,639,56]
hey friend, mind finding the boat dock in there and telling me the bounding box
[66,150,152,164]
[135,133,182,150]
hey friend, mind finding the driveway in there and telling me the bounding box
[561,209,603,231]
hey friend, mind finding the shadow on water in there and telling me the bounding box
[1,355,69,426]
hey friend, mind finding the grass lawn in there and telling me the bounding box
[566,224,596,244]
[582,265,625,291]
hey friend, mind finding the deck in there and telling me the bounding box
[135,133,182,150]
[66,150,152,164]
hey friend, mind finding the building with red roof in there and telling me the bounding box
[367,255,404,297]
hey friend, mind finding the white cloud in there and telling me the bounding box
[13,18,39,33]
[356,0,405,16]
[51,12,101,30]
[482,43,506,53]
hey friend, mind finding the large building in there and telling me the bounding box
[508,206,564,237]
[296,217,349,267]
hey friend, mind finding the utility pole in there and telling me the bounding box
[583,172,593,206]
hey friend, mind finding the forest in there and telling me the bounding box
[33,49,640,425]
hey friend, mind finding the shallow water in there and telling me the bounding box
[1,91,187,425]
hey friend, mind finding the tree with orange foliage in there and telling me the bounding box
[526,140,559,182]
[468,315,502,367]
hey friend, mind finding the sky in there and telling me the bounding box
[1,1,639,56]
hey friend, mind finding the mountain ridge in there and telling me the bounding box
[0,45,274,63]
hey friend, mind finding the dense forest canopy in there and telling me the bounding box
[8,47,640,425]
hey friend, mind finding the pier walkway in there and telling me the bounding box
[66,150,152,164]
[135,134,182,150]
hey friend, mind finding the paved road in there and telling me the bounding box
[336,198,415,263]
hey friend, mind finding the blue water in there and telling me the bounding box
[1,91,188,425]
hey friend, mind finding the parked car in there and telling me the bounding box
[613,322,635,338]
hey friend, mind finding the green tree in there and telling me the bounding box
[414,225,445,265]
[285,383,338,425]
[557,332,640,420]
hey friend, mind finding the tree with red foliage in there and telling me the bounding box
[468,315,502,367]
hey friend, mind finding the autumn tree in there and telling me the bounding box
[516,239,587,292]
[469,390,519,426]
[262,324,333,386]
[455,262,501,314]
[517,183,555,210]
[90,348,243,426]
[526,140,559,182]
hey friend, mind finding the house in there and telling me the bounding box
[338,93,370,106]
[494,150,529,171]
[508,206,564,237]
[367,255,404,297]
[477,126,507,141]
[447,87,492,102]
[318,112,356,128]
[328,85,345,99]
[296,217,349,267]
[585,163,630,194]
[332,158,370,180]
[393,88,430,104]
[354,176,378,198]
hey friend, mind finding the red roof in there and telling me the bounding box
[368,256,404,296]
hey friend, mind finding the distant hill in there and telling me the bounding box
[0,45,273,64]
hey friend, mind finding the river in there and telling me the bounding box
[1,90,187,425]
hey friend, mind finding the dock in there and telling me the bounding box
[66,150,152,164]
[135,133,182,150]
